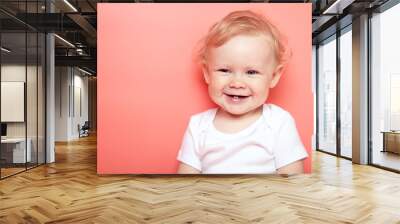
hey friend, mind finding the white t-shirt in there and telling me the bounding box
[177,104,308,174]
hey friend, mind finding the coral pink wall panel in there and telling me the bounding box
[97,3,313,174]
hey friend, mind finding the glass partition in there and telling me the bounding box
[1,30,28,177]
[0,1,46,179]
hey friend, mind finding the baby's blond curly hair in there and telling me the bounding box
[198,10,291,69]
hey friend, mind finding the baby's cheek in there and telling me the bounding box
[257,91,269,101]
[208,88,220,100]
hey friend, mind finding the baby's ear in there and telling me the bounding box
[270,64,284,88]
[202,65,210,84]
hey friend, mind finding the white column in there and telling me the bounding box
[46,32,55,163]
[45,0,55,163]
[352,14,369,164]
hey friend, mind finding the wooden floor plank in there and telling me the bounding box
[1,134,400,223]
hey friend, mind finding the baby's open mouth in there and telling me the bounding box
[224,93,250,102]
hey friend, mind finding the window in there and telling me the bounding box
[339,27,352,158]
[317,36,337,155]
[371,2,400,171]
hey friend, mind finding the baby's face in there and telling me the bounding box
[203,34,282,116]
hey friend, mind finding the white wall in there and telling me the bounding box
[55,67,89,141]
[1,65,40,137]
[1,64,46,164]
[55,66,70,141]
[1,66,26,131]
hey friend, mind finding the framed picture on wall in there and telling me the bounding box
[1,81,25,122]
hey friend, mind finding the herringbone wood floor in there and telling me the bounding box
[1,134,400,224]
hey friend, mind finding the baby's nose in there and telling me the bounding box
[229,74,246,88]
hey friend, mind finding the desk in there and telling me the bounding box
[1,138,31,163]
[382,131,400,154]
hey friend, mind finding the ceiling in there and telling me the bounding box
[0,0,393,75]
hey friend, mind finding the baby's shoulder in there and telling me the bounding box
[262,104,295,128]
[187,108,217,130]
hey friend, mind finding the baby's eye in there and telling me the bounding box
[217,68,230,73]
[246,70,259,75]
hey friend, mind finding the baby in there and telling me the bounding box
[177,10,308,174]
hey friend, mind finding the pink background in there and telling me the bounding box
[97,3,313,174]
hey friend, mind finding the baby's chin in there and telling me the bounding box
[217,104,263,118]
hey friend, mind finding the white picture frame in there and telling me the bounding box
[1,81,25,122]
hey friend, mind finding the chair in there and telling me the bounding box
[79,121,90,138]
